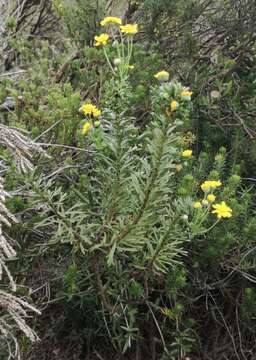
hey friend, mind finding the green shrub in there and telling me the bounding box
[2,2,256,359]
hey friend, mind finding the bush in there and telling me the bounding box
[1,2,256,359]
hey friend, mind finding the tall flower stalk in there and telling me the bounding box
[94,17,138,81]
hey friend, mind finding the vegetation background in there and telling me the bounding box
[0,0,256,359]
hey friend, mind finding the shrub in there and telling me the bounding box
[25,20,243,358]
[1,2,256,359]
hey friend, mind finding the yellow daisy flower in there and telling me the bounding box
[207,194,216,202]
[154,70,169,82]
[100,17,122,26]
[94,33,109,46]
[92,108,101,117]
[181,89,193,100]
[170,100,178,111]
[193,201,202,209]
[212,201,232,219]
[201,180,222,192]
[120,24,138,34]
[80,103,101,117]
[182,149,193,158]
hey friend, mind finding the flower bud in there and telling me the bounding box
[113,58,121,66]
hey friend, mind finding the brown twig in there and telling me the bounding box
[91,254,115,313]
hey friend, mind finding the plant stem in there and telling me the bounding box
[103,47,116,75]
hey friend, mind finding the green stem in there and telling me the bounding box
[103,47,116,75]
[119,29,125,59]
[196,218,221,235]
[127,36,133,65]
[109,117,170,248]
[112,30,121,59]
[196,205,210,226]
[147,231,169,272]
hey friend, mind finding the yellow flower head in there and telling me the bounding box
[182,149,193,158]
[94,33,109,46]
[170,100,178,111]
[175,164,183,172]
[120,24,138,35]
[80,103,101,117]
[82,121,93,135]
[100,16,122,26]
[212,201,232,219]
[181,89,193,100]
[193,201,202,209]
[207,194,216,203]
[92,108,101,117]
[201,180,222,192]
[154,70,169,82]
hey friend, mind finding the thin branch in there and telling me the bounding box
[146,301,167,353]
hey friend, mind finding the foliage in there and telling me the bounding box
[1,0,256,359]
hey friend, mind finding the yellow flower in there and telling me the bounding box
[100,16,122,26]
[181,89,193,100]
[128,65,135,70]
[182,149,193,158]
[92,108,101,117]
[201,180,222,192]
[94,33,109,46]
[207,194,216,202]
[82,121,92,135]
[80,103,101,117]
[170,100,178,111]
[154,70,169,82]
[193,201,202,209]
[120,24,138,35]
[175,164,183,172]
[212,201,232,219]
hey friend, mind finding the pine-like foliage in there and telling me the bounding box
[33,74,193,353]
